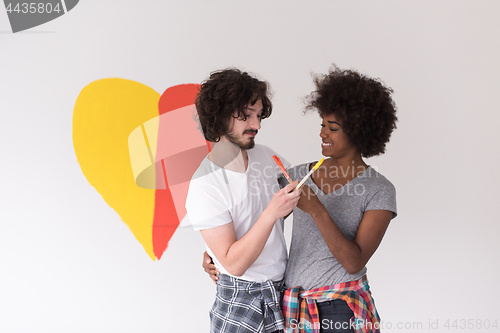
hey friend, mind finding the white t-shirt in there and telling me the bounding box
[185,144,290,282]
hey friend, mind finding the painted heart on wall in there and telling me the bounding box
[73,79,211,260]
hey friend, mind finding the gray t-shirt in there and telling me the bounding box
[283,164,397,290]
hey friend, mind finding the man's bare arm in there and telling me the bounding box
[200,181,299,277]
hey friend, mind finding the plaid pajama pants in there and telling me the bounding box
[210,274,286,333]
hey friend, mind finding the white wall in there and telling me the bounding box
[1,1,499,332]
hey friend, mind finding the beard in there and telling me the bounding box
[225,130,257,149]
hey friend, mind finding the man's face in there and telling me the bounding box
[224,99,263,150]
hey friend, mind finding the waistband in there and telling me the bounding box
[217,274,284,292]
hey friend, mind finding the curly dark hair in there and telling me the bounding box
[195,68,273,142]
[306,65,398,158]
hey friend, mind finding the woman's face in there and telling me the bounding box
[320,113,356,158]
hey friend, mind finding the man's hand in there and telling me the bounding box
[202,251,220,284]
[264,181,300,221]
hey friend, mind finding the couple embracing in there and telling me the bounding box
[185,66,397,333]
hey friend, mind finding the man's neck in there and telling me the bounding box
[209,141,248,173]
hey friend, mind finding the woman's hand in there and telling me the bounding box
[296,185,324,216]
[202,251,219,284]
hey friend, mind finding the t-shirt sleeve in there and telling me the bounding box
[277,174,288,189]
[365,181,397,219]
[185,178,232,231]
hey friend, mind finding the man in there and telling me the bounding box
[185,68,299,333]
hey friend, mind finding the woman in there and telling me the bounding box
[204,65,398,333]
[281,66,397,333]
